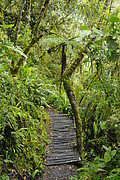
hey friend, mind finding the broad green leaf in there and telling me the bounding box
[94,40,102,46]
[103,145,109,151]
[1,175,9,180]
[0,135,4,140]
[1,24,14,29]
[108,16,120,22]
[104,151,111,163]
[100,121,106,130]
[89,34,97,39]
[112,150,117,157]
[93,122,97,137]
[93,28,103,36]
[81,25,90,30]
[32,169,39,178]
[80,30,91,38]
[104,16,120,22]
[3,45,27,58]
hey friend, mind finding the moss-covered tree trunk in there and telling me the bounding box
[63,78,83,155]
[11,0,50,75]
[61,45,83,155]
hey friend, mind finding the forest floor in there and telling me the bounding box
[42,107,80,180]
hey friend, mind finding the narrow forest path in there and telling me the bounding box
[42,108,81,180]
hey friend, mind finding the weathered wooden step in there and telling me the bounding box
[45,157,80,166]
[52,116,72,119]
[47,156,79,162]
[44,113,81,167]
[50,149,77,153]
[51,136,75,141]
[49,144,75,149]
[49,114,68,117]
[48,152,79,158]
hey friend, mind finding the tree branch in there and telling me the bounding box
[11,34,44,75]
[63,52,84,79]
[14,0,25,47]
[33,0,50,37]
[11,0,50,75]
[27,0,31,26]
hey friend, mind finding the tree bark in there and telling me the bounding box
[60,45,66,90]
[63,78,83,155]
[11,0,25,70]
[61,45,83,155]
[33,0,50,37]
[14,0,25,47]
[11,34,43,75]
[27,0,31,26]
[11,0,50,75]
[63,53,84,80]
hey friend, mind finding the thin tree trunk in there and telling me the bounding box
[61,45,83,155]
[63,53,84,80]
[27,0,31,26]
[33,0,50,37]
[11,34,43,75]
[14,0,25,47]
[11,0,25,70]
[63,79,83,155]
[60,45,66,90]
[11,0,50,75]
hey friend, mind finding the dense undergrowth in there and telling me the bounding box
[0,30,49,179]
[0,72,49,179]
[47,66,120,180]
[0,1,120,179]
[39,61,120,180]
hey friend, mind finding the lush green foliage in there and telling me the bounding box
[72,147,120,179]
[0,0,120,179]
[0,30,49,178]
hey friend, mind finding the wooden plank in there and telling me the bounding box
[45,113,80,166]
[45,157,80,166]
[49,144,74,148]
[51,136,76,140]
[50,149,77,153]
[47,153,79,158]
[46,156,79,162]
[49,114,68,117]
[50,117,73,120]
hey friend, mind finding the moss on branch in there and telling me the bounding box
[63,78,83,155]
[63,53,84,79]
[11,35,43,75]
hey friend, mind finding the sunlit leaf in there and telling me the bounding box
[93,122,97,138]
[89,34,97,39]
[104,151,111,163]
[100,121,106,130]
[0,135,4,140]
[32,169,39,178]
[80,30,91,38]
[103,145,109,151]
[3,45,27,58]
[1,24,14,29]
[112,150,117,157]
[81,25,90,30]
[109,16,120,22]
[93,28,103,36]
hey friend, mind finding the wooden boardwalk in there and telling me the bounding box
[45,114,81,166]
